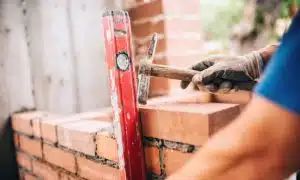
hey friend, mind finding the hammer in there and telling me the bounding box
[137,33,255,105]
[137,33,203,105]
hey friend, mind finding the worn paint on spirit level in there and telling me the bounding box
[102,10,147,180]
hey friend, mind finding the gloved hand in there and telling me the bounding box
[180,51,264,93]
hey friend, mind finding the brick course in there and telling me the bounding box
[129,0,203,97]
[31,113,59,138]
[144,146,161,175]
[57,120,112,156]
[77,157,120,180]
[19,135,42,158]
[96,133,118,162]
[32,160,60,180]
[14,133,19,148]
[43,143,76,173]
[12,111,35,135]
[12,97,244,179]
[13,110,119,180]
[163,149,192,176]
[40,117,80,144]
[60,172,84,180]
[16,151,32,170]
[23,172,37,180]
[40,110,112,144]
[140,103,240,145]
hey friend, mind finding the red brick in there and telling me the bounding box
[19,135,42,158]
[124,0,136,9]
[31,113,60,138]
[149,77,170,97]
[40,110,113,144]
[146,91,251,105]
[69,108,113,122]
[18,168,24,179]
[129,0,203,97]
[132,20,164,38]
[165,39,202,55]
[16,151,32,170]
[43,144,76,173]
[96,133,118,162]
[13,111,52,136]
[144,146,161,175]
[162,0,200,15]
[24,172,37,180]
[77,157,120,180]
[163,149,193,176]
[129,0,163,21]
[213,91,252,105]
[60,172,84,180]
[130,0,202,97]
[165,18,202,35]
[57,120,112,156]
[32,160,59,180]
[140,103,240,145]
[146,91,212,105]
[129,0,200,21]
[12,112,35,135]
[14,133,19,148]
[136,38,202,57]
[132,19,202,39]
[40,117,81,143]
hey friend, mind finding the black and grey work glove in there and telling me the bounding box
[180,51,264,93]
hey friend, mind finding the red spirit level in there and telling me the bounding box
[102,10,147,180]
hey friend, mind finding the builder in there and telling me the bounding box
[167,12,300,180]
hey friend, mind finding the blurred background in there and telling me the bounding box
[199,0,294,53]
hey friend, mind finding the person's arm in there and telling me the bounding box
[167,95,300,180]
[169,12,300,180]
[180,44,279,93]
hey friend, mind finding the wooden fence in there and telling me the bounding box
[0,0,123,123]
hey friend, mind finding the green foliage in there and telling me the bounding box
[280,0,300,18]
[199,0,246,40]
[199,0,298,44]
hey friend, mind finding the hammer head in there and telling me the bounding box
[137,33,158,105]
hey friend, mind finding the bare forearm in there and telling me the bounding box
[167,96,300,180]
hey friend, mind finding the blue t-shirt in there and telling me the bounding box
[255,12,300,115]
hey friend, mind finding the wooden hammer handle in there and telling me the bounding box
[150,64,199,81]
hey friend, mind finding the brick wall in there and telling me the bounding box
[12,111,119,180]
[127,0,204,97]
[12,94,244,179]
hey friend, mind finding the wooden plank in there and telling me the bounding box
[0,0,35,123]
[68,0,117,111]
[25,0,77,114]
[0,1,34,179]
